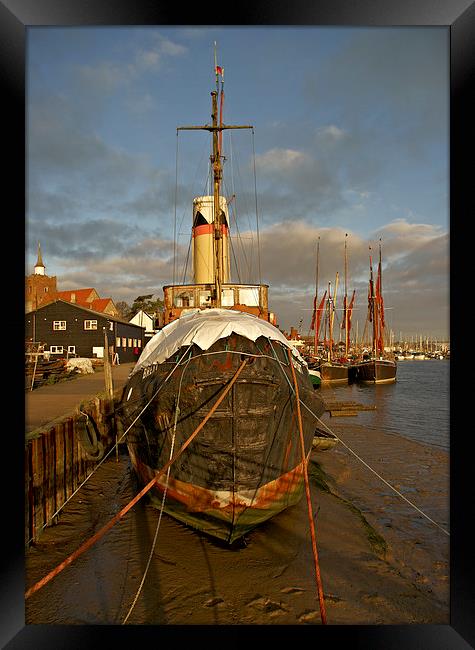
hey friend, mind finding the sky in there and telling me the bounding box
[26,26,449,341]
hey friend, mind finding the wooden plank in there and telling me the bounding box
[42,429,55,526]
[77,432,87,485]
[330,410,359,417]
[31,436,45,541]
[64,418,74,498]
[25,444,32,545]
[55,423,66,516]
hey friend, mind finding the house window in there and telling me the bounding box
[116,337,121,347]
[44,287,49,293]
[53,320,66,330]
[138,340,142,347]
[133,339,137,347]
[67,345,76,354]
[109,322,114,331]
[128,338,132,347]
[84,320,98,330]
[122,337,127,348]
[50,346,63,354]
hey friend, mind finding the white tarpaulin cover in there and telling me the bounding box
[131,308,305,375]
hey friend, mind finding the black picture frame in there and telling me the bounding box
[3,1,473,647]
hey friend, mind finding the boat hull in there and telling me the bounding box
[319,362,349,384]
[121,333,325,543]
[308,368,321,387]
[353,359,397,384]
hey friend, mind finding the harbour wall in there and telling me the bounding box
[25,390,124,546]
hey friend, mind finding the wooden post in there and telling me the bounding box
[103,327,118,460]
[103,328,114,400]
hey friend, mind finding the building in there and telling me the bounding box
[26,243,120,319]
[40,288,120,317]
[129,309,157,341]
[25,300,145,363]
[25,242,57,312]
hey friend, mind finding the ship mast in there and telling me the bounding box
[177,48,252,307]
[314,237,320,357]
[368,247,378,359]
[344,233,349,356]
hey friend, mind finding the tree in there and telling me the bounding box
[115,301,132,320]
[130,294,164,317]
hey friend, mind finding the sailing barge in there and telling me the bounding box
[352,243,397,384]
[121,62,325,543]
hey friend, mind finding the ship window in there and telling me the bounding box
[238,287,260,306]
[221,289,234,306]
[174,291,195,308]
[199,290,212,306]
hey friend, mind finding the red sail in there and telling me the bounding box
[310,295,317,330]
[375,261,385,353]
[316,291,327,340]
[347,289,356,333]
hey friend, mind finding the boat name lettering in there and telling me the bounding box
[142,364,159,379]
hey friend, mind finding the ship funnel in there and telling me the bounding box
[192,195,230,284]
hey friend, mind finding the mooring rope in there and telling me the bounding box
[287,348,327,625]
[121,354,192,624]
[300,400,450,537]
[266,339,449,538]
[25,358,248,600]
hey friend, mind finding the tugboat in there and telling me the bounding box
[120,58,325,543]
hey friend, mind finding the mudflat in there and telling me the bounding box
[25,411,448,625]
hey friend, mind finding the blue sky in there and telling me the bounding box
[26,26,449,340]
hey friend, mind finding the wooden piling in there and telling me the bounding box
[25,385,125,546]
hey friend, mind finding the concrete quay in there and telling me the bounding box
[25,362,136,434]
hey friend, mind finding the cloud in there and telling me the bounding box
[255,148,310,173]
[75,34,187,91]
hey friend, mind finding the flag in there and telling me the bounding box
[215,65,224,76]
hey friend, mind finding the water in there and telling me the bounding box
[319,359,449,451]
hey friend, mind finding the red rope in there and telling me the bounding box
[287,348,327,624]
[26,358,248,600]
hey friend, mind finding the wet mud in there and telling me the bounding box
[25,418,449,626]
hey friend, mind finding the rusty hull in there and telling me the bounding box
[121,335,325,543]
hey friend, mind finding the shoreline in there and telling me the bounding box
[25,419,449,625]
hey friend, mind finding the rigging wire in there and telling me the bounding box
[265,338,450,538]
[122,354,193,624]
[251,128,262,287]
[229,130,255,282]
[173,130,179,287]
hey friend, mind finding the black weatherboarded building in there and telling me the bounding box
[25,299,145,363]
